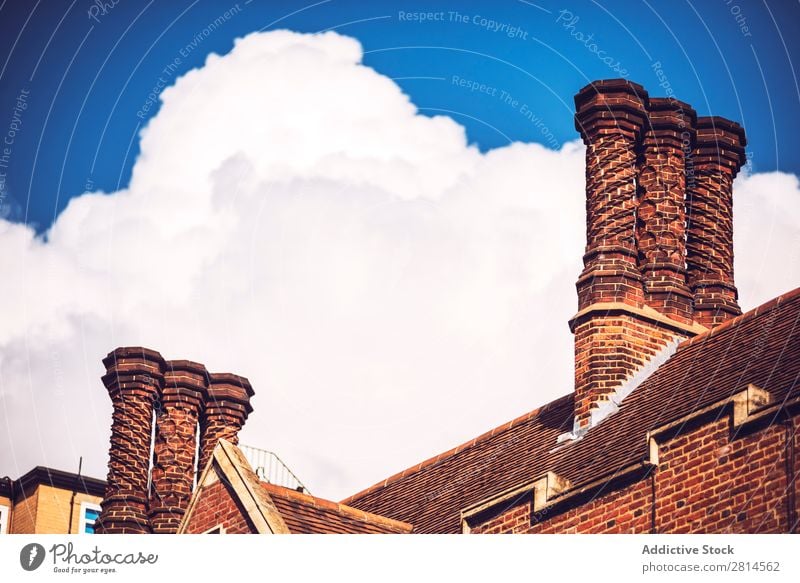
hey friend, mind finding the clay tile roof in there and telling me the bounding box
[343,287,800,533]
[260,482,413,534]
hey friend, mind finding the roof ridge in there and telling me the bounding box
[262,482,412,532]
[678,286,800,351]
[341,393,573,505]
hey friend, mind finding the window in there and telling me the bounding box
[0,504,9,534]
[80,502,102,534]
[203,524,225,534]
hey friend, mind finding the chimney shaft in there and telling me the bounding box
[574,79,648,310]
[569,81,742,433]
[686,116,746,326]
[149,360,207,534]
[198,373,254,474]
[572,80,656,429]
[637,98,695,323]
[96,347,164,534]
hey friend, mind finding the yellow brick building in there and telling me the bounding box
[0,467,104,534]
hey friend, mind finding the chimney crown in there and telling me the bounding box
[574,79,649,140]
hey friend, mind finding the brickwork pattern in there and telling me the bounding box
[470,410,798,534]
[183,480,255,534]
[198,373,253,475]
[572,314,683,424]
[149,361,207,534]
[655,418,787,533]
[96,347,253,534]
[686,116,746,326]
[637,98,695,322]
[475,478,652,534]
[96,348,164,534]
[571,81,748,430]
[574,79,648,312]
[8,489,38,534]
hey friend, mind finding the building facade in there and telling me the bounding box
[0,467,104,534]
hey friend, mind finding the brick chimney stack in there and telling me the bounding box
[96,347,165,534]
[572,80,651,430]
[97,347,254,534]
[569,80,745,433]
[149,360,208,534]
[686,116,747,327]
[573,79,648,313]
[637,97,695,323]
[198,373,254,475]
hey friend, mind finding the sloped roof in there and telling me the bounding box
[343,288,800,533]
[262,482,412,534]
[179,439,291,534]
[180,439,411,534]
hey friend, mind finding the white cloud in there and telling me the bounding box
[0,30,797,500]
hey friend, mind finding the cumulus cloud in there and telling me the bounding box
[0,30,797,499]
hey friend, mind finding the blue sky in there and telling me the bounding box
[1,0,798,230]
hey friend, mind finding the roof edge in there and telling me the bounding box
[678,286,800,351]
[11,466,106,501]
[262,482,412,533]
[177,439,290,534]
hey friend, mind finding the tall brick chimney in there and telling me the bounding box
[637,97,695,324]
[569,80,744,433]
[97,347,254,534]
[96,347,165,534]
[198,373,254,475]
[149,360,208,534]
[686,116,747,327]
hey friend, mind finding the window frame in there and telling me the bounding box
[0,503,9,534]
[202,524,226,534]
[79,501,102,534]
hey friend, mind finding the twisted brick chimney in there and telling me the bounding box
[198,373,254,474]
[149,360,208,534]
[96,348,164,534]
[570,80,746,432]
[687,116,747,326]
[97,347,254,534]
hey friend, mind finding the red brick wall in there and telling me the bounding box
[470,410,798,534]
[793,415,800,531]
[473,476,652,534]
[572,314,683,425]
[655,418,787,533]
[183,480,256,534]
